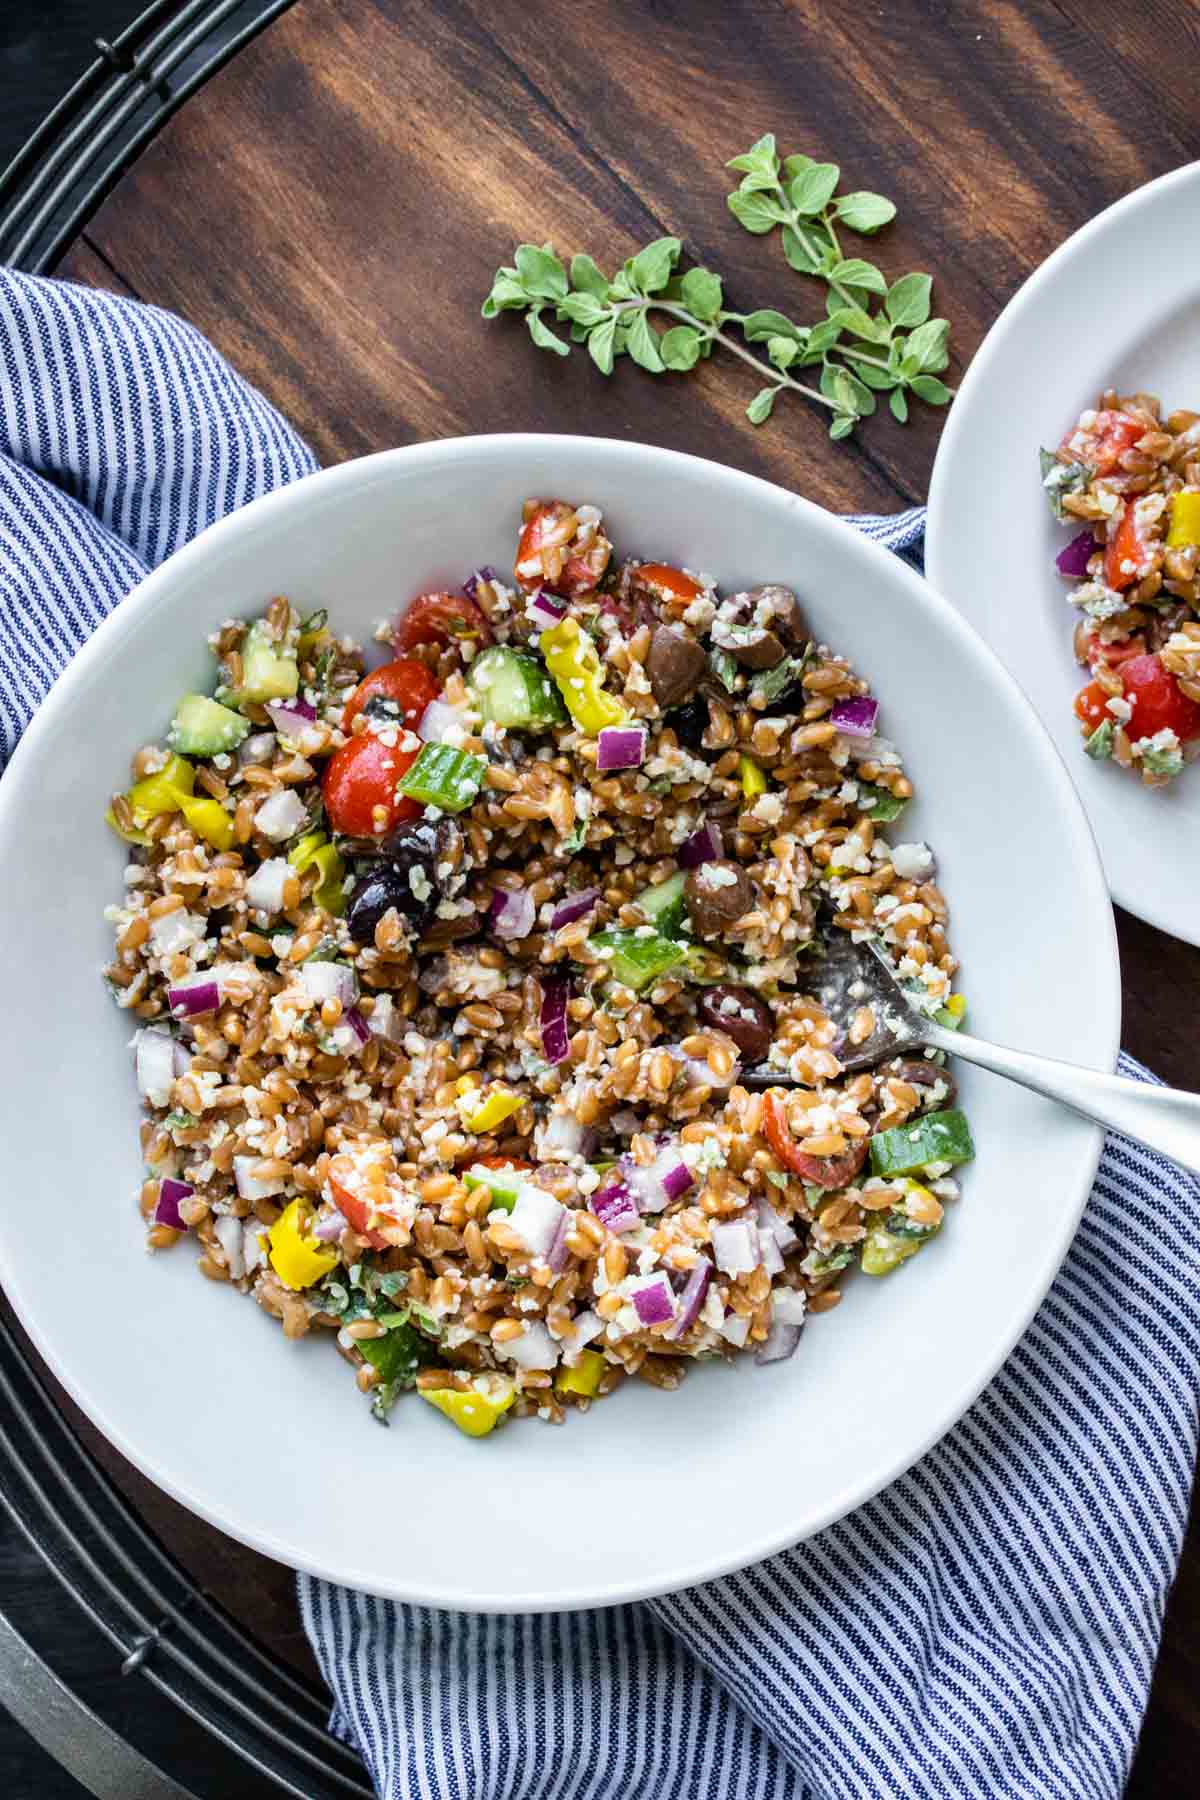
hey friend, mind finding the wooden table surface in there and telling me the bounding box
[42,0,1200,1787]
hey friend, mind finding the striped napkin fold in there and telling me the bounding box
[2,268,1196,1800]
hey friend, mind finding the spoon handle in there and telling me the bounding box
[939,1026,1200,1177]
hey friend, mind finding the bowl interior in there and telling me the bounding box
[0,436,1118,1609]
[926,163,1200,945]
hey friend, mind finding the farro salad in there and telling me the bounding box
[104,496,972,1439]
[1042,392,1200,785]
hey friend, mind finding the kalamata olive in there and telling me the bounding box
[697,985,774,1062]
[739,585,811,649]
[730,628,785,671]
[647,626,708,708]
[683,860,755,939]
[346,817,460,943]
[667,695,709,751]
[884,1059,958,1108]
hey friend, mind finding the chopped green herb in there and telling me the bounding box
[709,648,739,692]
[856,781,906,821]
[1039,448,1094,521]
[1084,720,1114,760]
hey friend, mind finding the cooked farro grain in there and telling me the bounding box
[105,496,972,1439]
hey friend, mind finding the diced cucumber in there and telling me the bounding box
[635,870,688,938]
[462,1164,525,1211]
[396,743,487,812]
[224,620,299,708]
[856,782,907,822]
[869,1108,975,1179]
[586,928,688,992]
[468,647,566,730]
[861,1223,931,1276]
[168,693,251,755]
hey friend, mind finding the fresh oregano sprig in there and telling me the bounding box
[482,139,953,442]
[726,133,953,430]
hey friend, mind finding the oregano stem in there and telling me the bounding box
[611,298,840,414]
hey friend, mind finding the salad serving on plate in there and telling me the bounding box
[104,494,973,1440]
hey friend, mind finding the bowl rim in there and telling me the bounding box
[925,160,1200,943]
[0,433,1121,1608]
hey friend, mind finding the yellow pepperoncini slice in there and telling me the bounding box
[555,1350,606,1399]
[418,1373,516,1437]
[539,616,627,734]
[267,1199,338,1290]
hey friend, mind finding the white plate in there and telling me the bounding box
[0,436,1118,1610]
[927,162,1200,945]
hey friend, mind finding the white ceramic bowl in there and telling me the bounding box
[0,436,1119,1611]
[927,162,1200,945]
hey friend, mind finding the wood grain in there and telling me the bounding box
[47,0,1200,1789]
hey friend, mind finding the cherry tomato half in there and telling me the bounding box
[632,562,703,604]
[1119,654,1200,743]
[1104,502,1154,594]
[1084,633,1144,670]
[342,659,439,733]
[515,500,610,598]
[329,1174,391,1249]
[322,733,421,837]
[392,591,492,655]
[762,1090,869,1190]
[1059,409,1144,478]
[1073,682,1110,732]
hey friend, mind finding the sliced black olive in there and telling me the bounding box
[346,818,461,943]
[668,695,709,751]
[697,985,774,1062]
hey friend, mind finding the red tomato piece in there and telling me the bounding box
[762,1090,869,1190]
[1119,654,1200,743]
[1059,409,1144,478]
[342,659,439,732]
[393,592,492,655]
[1073,683,1110,732]
[470,1155,534,1172]
[329,1174,390,1250]
[1103,502,1156,594]
[1084,633,1144,670]
[632,562,703,604]
[515,500,610,597]
[322,733,421,837]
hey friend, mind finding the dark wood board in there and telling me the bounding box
[33,0,1200,1789]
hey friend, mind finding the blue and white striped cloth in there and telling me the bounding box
[1,268,1196,1799]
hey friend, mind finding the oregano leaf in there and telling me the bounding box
[890,387,909,423]
[588,317,616,375]
[829,414,856,440]
[661,325,704,371]
[570,253,610,299]
[788,162,840,215]
[626,309,665,372]
[679,267,724,321]
[834,192,897,233]
[727,189,790,234]
[741,308,802,343]
[829,258,887,295]
[746,387,776,425]
[629,237,681,295]
[527,310,569,356]
[906,317,950,371]
[514,244,567,302]
[909,374,951,405]
[885,273,932,328]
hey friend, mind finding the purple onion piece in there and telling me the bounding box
[313,1210,347,1243]
[1056,528,1097,578]
[344,1006,371,1047]
[631,1274,676,1327]
[488,885,536,941]
[829,695,879,738]
[755,1320,802,1365]
[668,1259,710,1339]
[266,698,317,740]
[526,587,567,631]
[463,565,497,602]
[592,1180,640,1234]
[549,886,600,931]
[546,1209,571,1272]
[154,1177,194,1231]
[677,819,723,870]
[596,725,647,772]
[539,975,572,1065]
[168,977,220,1018]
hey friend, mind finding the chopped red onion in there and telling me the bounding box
[568,1309,604,1353]
[343,1006,371,1047]
[488,885,536,941]
[312,1210,347,1243]
[1056,529,1097,578]
[538,1112,592,1160]
[677,819,723,869]
[463,566,496,602]
[592,1180,640,1234]
[167,973,221,1018]
[238,730,277,767]
[366,994,407,1044]
[596,725,647,772]
[550,887,600,931]
[299,960,359,1009]
[526,588,566,631]
[213,1213,247,1280]
[675,1049,738,1092]
[538,975,571,1065]
[621,1145,694,1213]
[756,1228,785,1277]
[546,1209,571,1272]
[629,1272,677,1327]
[418,697,467,743]
[507,1184,565,1260]
[772,1287,808,1327]
[755,1196,798,1253]
[755,1320,802,1365]
[266,698,318,741]
[154,1177,193,1231]
[135,1030,180,1107]
[710,1220,759,1275]
[829,695,879,738]
[719,1313,750,1349]
[668,1260,710,1339]
[255,786,308,842]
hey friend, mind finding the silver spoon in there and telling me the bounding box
[744,930,1200,1176]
